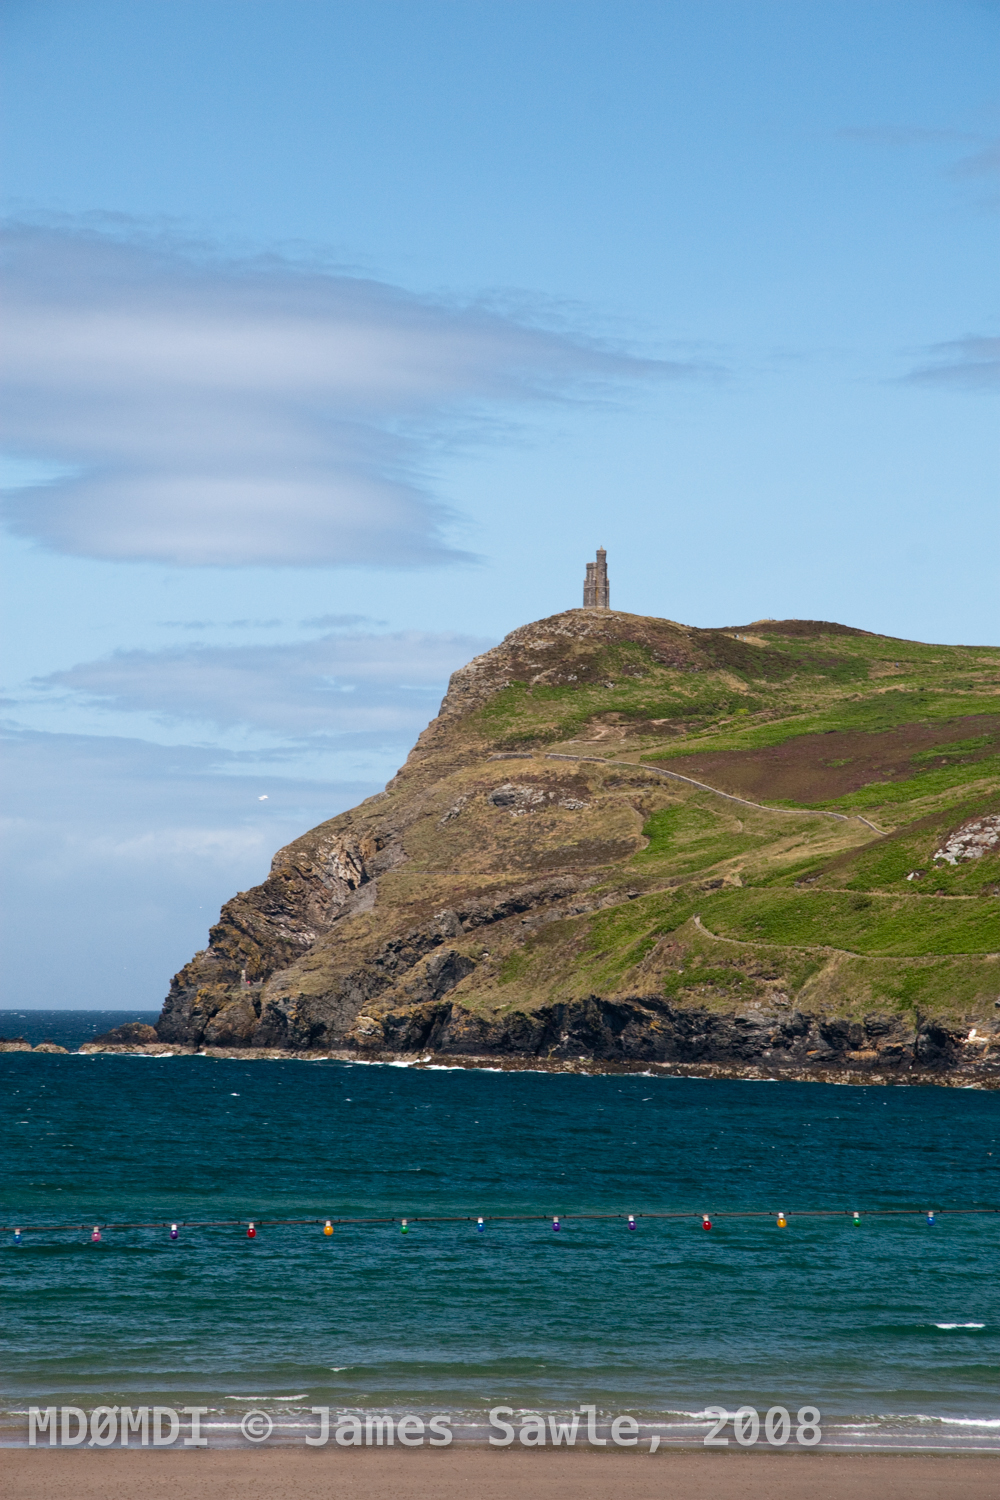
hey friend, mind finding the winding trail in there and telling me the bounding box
[533,751,890,836]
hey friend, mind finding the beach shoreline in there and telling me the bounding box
[2,1038,995,1089]
[6,1446,999,1499]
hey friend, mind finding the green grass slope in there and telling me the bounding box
[424,614,999,1033]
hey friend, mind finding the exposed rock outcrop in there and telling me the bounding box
[347,996,997,1080]
[90,1022,159,1047]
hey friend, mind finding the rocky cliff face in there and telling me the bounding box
[347,993,977,1075]
[156,609,1000,1084]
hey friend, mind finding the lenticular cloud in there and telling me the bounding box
[0,223,675,567]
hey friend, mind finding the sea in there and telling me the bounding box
[2,1009,998,1451]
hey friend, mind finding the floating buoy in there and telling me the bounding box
[776,1212,787,1229]
[852,1211,861,1226]
[13,1228,22,1245]
[323,1220,333,1236]
[91,1226,102,1242]
[477,1217,484,1233]
[702,1214,712,1231]
[926,1210,935,1226]
[401,1219,408,1234]
[627,1214,636,1230]
[552,1217,560,1232]
[169,1223,179,1240]
[247,1222,256,1239]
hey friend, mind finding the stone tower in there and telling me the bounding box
[583,548,610,609]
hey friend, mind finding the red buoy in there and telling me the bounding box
[247,1222,256,1239]
[702,1214,712,1231]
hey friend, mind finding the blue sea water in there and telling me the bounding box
[1,1013,998,1450]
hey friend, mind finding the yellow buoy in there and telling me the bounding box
[323,1220,333,1236]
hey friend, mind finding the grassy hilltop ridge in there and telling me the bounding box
[155,609,1000,1079]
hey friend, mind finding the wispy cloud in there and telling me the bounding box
[157,617,286,630]
[0,222,696,568]
[299,613,379,630]
[28,629,492,739]
[899,335,1000,390]
[837,126,981,147]
[155,614,376,630]
[950,140,1000,180]
[838,126,1000,203]
[0,728,371,1007]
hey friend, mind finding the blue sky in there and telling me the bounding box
[1,0,997,1008]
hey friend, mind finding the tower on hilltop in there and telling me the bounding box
[582,548,610,609]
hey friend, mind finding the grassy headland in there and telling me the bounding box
[155,611,1000,1080]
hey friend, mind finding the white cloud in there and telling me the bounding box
[900,335,1000,390]
[950,140,1000,181]
[30,628,492,739]
[2,633,490,1001]
[0,728,375,1007]
[838,126,982,147]
[0,222,690,567]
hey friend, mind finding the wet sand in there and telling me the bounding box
[6,1446,998,1499]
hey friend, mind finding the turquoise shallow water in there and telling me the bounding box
[2,1017,998,1449]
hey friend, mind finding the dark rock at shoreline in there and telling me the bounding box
[363,995,994,1080]
[90,1021,160,1047]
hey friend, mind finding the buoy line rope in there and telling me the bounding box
[4,1207,996,1234]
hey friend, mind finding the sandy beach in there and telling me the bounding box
[6,1447,999,1499]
